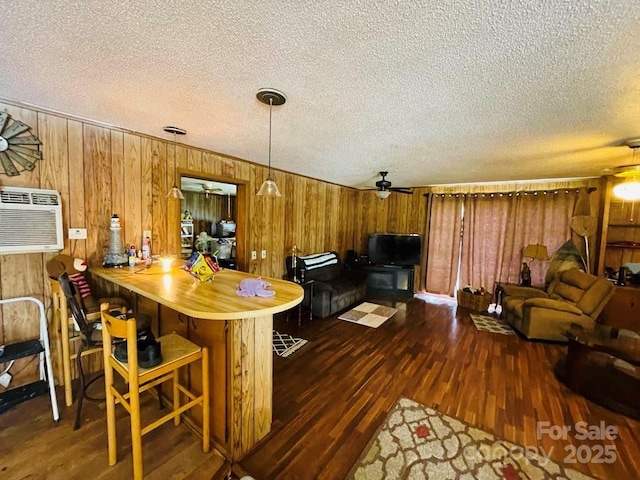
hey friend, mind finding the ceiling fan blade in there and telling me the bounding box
[390,187,413,194]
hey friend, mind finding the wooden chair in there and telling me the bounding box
[100,303,210,480]
[55,273,139,430]
[50,275,130,409]
[49,278,106,408]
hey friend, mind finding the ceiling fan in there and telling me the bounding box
[201,184,225,197]
[373,171,412,199]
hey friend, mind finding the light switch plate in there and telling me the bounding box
[261,250,267,259]
[143,230,152,240]
[251,251,257,260]
[0,372,11,388]
[68,228,87,239]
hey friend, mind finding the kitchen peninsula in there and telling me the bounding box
[90,263,304,462]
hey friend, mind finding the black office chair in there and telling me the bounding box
[57,273,156,429]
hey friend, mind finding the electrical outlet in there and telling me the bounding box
[251,250,257,260]
[261,250,267,259]
[68,228,87,240]
[0,372,11,388]
[143,230,152,240]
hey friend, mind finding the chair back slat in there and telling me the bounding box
[99,303,136,340]
[57,272,91,334]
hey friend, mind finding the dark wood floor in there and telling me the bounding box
[0,381,225,479]
[242,296,640,480]
[2,297,639,479]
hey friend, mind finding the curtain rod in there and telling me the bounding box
[423,187,596,197]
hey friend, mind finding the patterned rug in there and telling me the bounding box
[338,302,398,328]
[348,397,594,479]
[470,313,515,335]
[272,330,308,358]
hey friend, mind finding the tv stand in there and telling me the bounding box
[364,265,415,297]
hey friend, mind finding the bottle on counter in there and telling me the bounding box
[142,237,152,266]
[128,245,137,267]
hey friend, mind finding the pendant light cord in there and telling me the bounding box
[173,132,178,185]
[268,98,273,177]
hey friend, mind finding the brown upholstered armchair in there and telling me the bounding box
[501,269,615,341]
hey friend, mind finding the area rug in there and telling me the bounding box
[338,302,398,328]
[348,397,594,480]
[272,330,308,358]
[470,313,515,336]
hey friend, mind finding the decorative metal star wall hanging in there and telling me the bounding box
[0,112,42,176]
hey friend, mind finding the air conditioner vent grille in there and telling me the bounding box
[1,191,30,205]
[31,193,60,206]
[0,210,59,247]
[0,187,63,254]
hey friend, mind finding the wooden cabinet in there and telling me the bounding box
[364,265,415,297]
[599,286,640,331]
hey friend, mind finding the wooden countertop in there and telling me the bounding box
[90,263,304,320]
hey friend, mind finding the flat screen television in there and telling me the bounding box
[368,233,422,266]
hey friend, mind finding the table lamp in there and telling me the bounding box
[523,244,549,263]
[521,244,548,286]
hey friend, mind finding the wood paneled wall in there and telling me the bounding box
[353,188,430,285]
[4,101,425,385]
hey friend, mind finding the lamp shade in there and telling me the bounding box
[166,184,185,200]
[523,244,548,260]
[376,189,391,200]
[256,178,282,197]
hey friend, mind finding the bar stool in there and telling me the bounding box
[100,303,210,480]
[50,278,102,407]
[49,277,128,408]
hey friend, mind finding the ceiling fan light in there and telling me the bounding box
[376,189,391,200]
[257,178,282,197]
[613,179,640,201]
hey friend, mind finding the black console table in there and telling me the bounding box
[364,265,415,297]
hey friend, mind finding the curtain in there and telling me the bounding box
[506,190,578,286]
[459,194,517,291]
[459,190,579,289]
[423,194,464,295]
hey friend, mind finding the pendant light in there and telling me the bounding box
[164,126,186,199]
[256,88,286,197]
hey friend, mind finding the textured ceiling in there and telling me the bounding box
[3,1,640,189]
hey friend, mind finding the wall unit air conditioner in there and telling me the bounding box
[0,186,64,254]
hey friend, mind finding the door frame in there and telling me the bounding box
[171,170,248,272]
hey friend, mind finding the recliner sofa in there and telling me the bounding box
[286,251,367,318]
[501,268,615,341]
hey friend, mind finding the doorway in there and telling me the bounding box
[173,174,247,271]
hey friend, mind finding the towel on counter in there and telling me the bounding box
[236,277,276,297]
